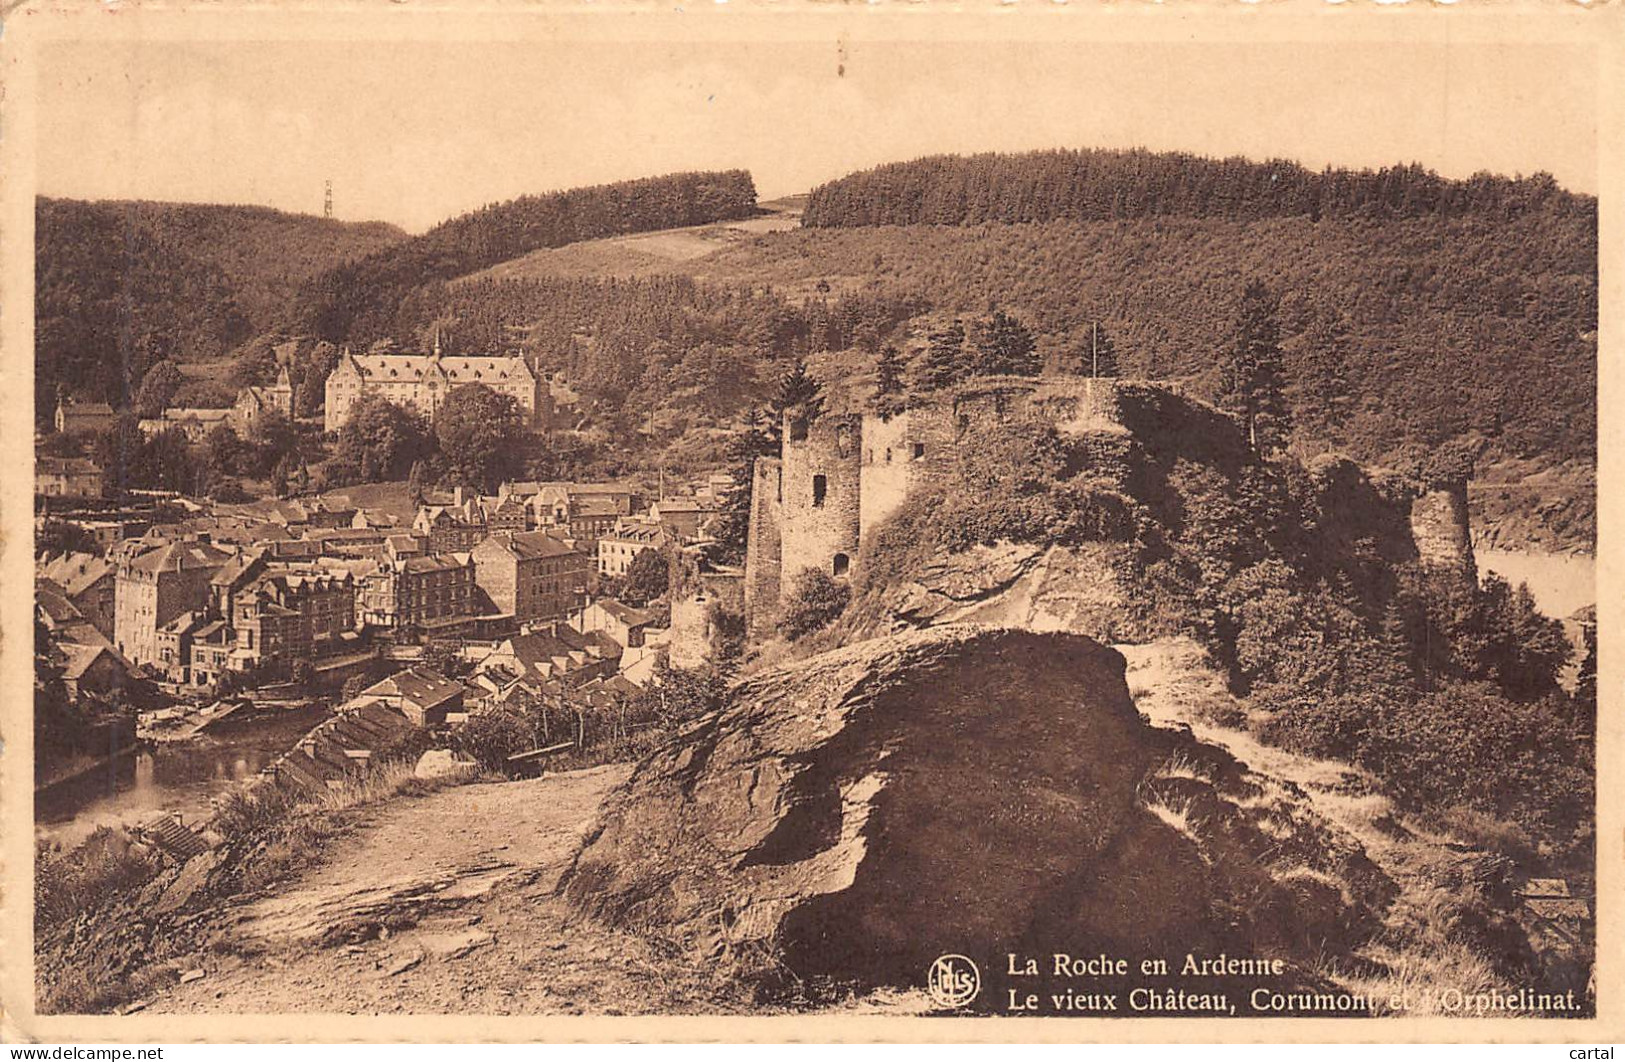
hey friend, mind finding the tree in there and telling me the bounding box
[407,459,429,507]
[335,395,430,483]
[1217,281,1292,453]
[620,548,670,607]
[203,424,243,478]
[270,453,297,498]
[782,567,851,640]
[435,383,524,492]
[36,518,98,558]
[1077,322,1120,378]
[915,320,968,394]
[133,360,184,417]
[968,308,1040,376]
[873,344,906,419]
[710,409,778,566]
[295,340,341,417]
[133,426,198,493]
[770,359,823,426]
[248,410,299,479]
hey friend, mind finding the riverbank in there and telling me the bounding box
[36,703,332,850]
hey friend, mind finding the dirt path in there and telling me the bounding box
[150,764,746,1014]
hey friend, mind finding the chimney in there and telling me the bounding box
[454,485,466,507]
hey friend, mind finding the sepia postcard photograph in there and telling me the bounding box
[0,4,1618,1044]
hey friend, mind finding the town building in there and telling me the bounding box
[225,568,357,671]
[36,456,105,498]
[649,497,720,542]
[233,366,295,432]
[575,598,653,649]
[597,520,671,576]
[114,538,233,667]
[138,370,294,442]
[413,504,488,553]
[323,340,553,434]
[351,666,466,727]
[470,530,589,625]
[138,408,234,442]
[54,396,117,437]
[38,552,117,641]
[357,552,479,632]
[472,623,621,692]
[52,642,133,701]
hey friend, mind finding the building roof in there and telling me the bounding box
[60,400,116,417]
[604,520,667,546]
[211,548,268,589]
[570,495,625,519]
[126,540,232,575]
[338,351,534,384]
[593,598,653,628]
[162,611,221,637]
[37,456,103,477]
[480,530,580,562]
[35,581,85,626]
[652,497,717,514]
[397,553,472,575]
[39,552,113,597]
[58,642,128,681]
[361,666,464,711]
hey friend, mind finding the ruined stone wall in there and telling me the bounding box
[1409,483,1476,577]
[668,593,714,670]
[780,413,864,587]
[670,571,746,669]
[858,411,920,545]
[743,456,783,640]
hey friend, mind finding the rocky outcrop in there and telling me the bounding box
[563,624,1391,1003]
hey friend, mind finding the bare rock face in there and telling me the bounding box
[563,625,1387,1000]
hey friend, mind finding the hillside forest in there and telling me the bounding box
[37,151,1596,522]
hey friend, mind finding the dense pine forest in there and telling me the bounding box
[285,170,759,345]
[36,151,1596,509]
[693,211,1598,469]
[802,149,1596,227]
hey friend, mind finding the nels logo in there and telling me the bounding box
[927,954,981,1008]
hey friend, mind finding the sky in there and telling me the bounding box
[36,33,1600,234]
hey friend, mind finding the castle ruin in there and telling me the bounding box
[744,375,1476,639]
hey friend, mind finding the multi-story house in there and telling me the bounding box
[413,505,488,553]
[54,396,117,437]
[228,569,357,669]
[38,552,117,641]
[357,553,479,631]
[471,530,589,625]
[322,339,553,434]
[597,520,671,576]
[114,539,232,667]
[36,457,105,498]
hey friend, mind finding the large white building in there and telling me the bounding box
[323,340,552,434]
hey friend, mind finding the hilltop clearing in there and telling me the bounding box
[459,205,801,285]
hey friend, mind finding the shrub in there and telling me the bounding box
[453,708,535,771]
[36,827,162,930]
[782,567,851,640]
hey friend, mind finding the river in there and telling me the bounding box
[36,704,331,851]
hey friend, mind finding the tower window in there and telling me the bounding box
[885,448,892,464]
[913,442,926,460]
[812,475,828,508]
[833,553,850,577]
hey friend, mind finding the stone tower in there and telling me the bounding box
[779,410,864,588]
